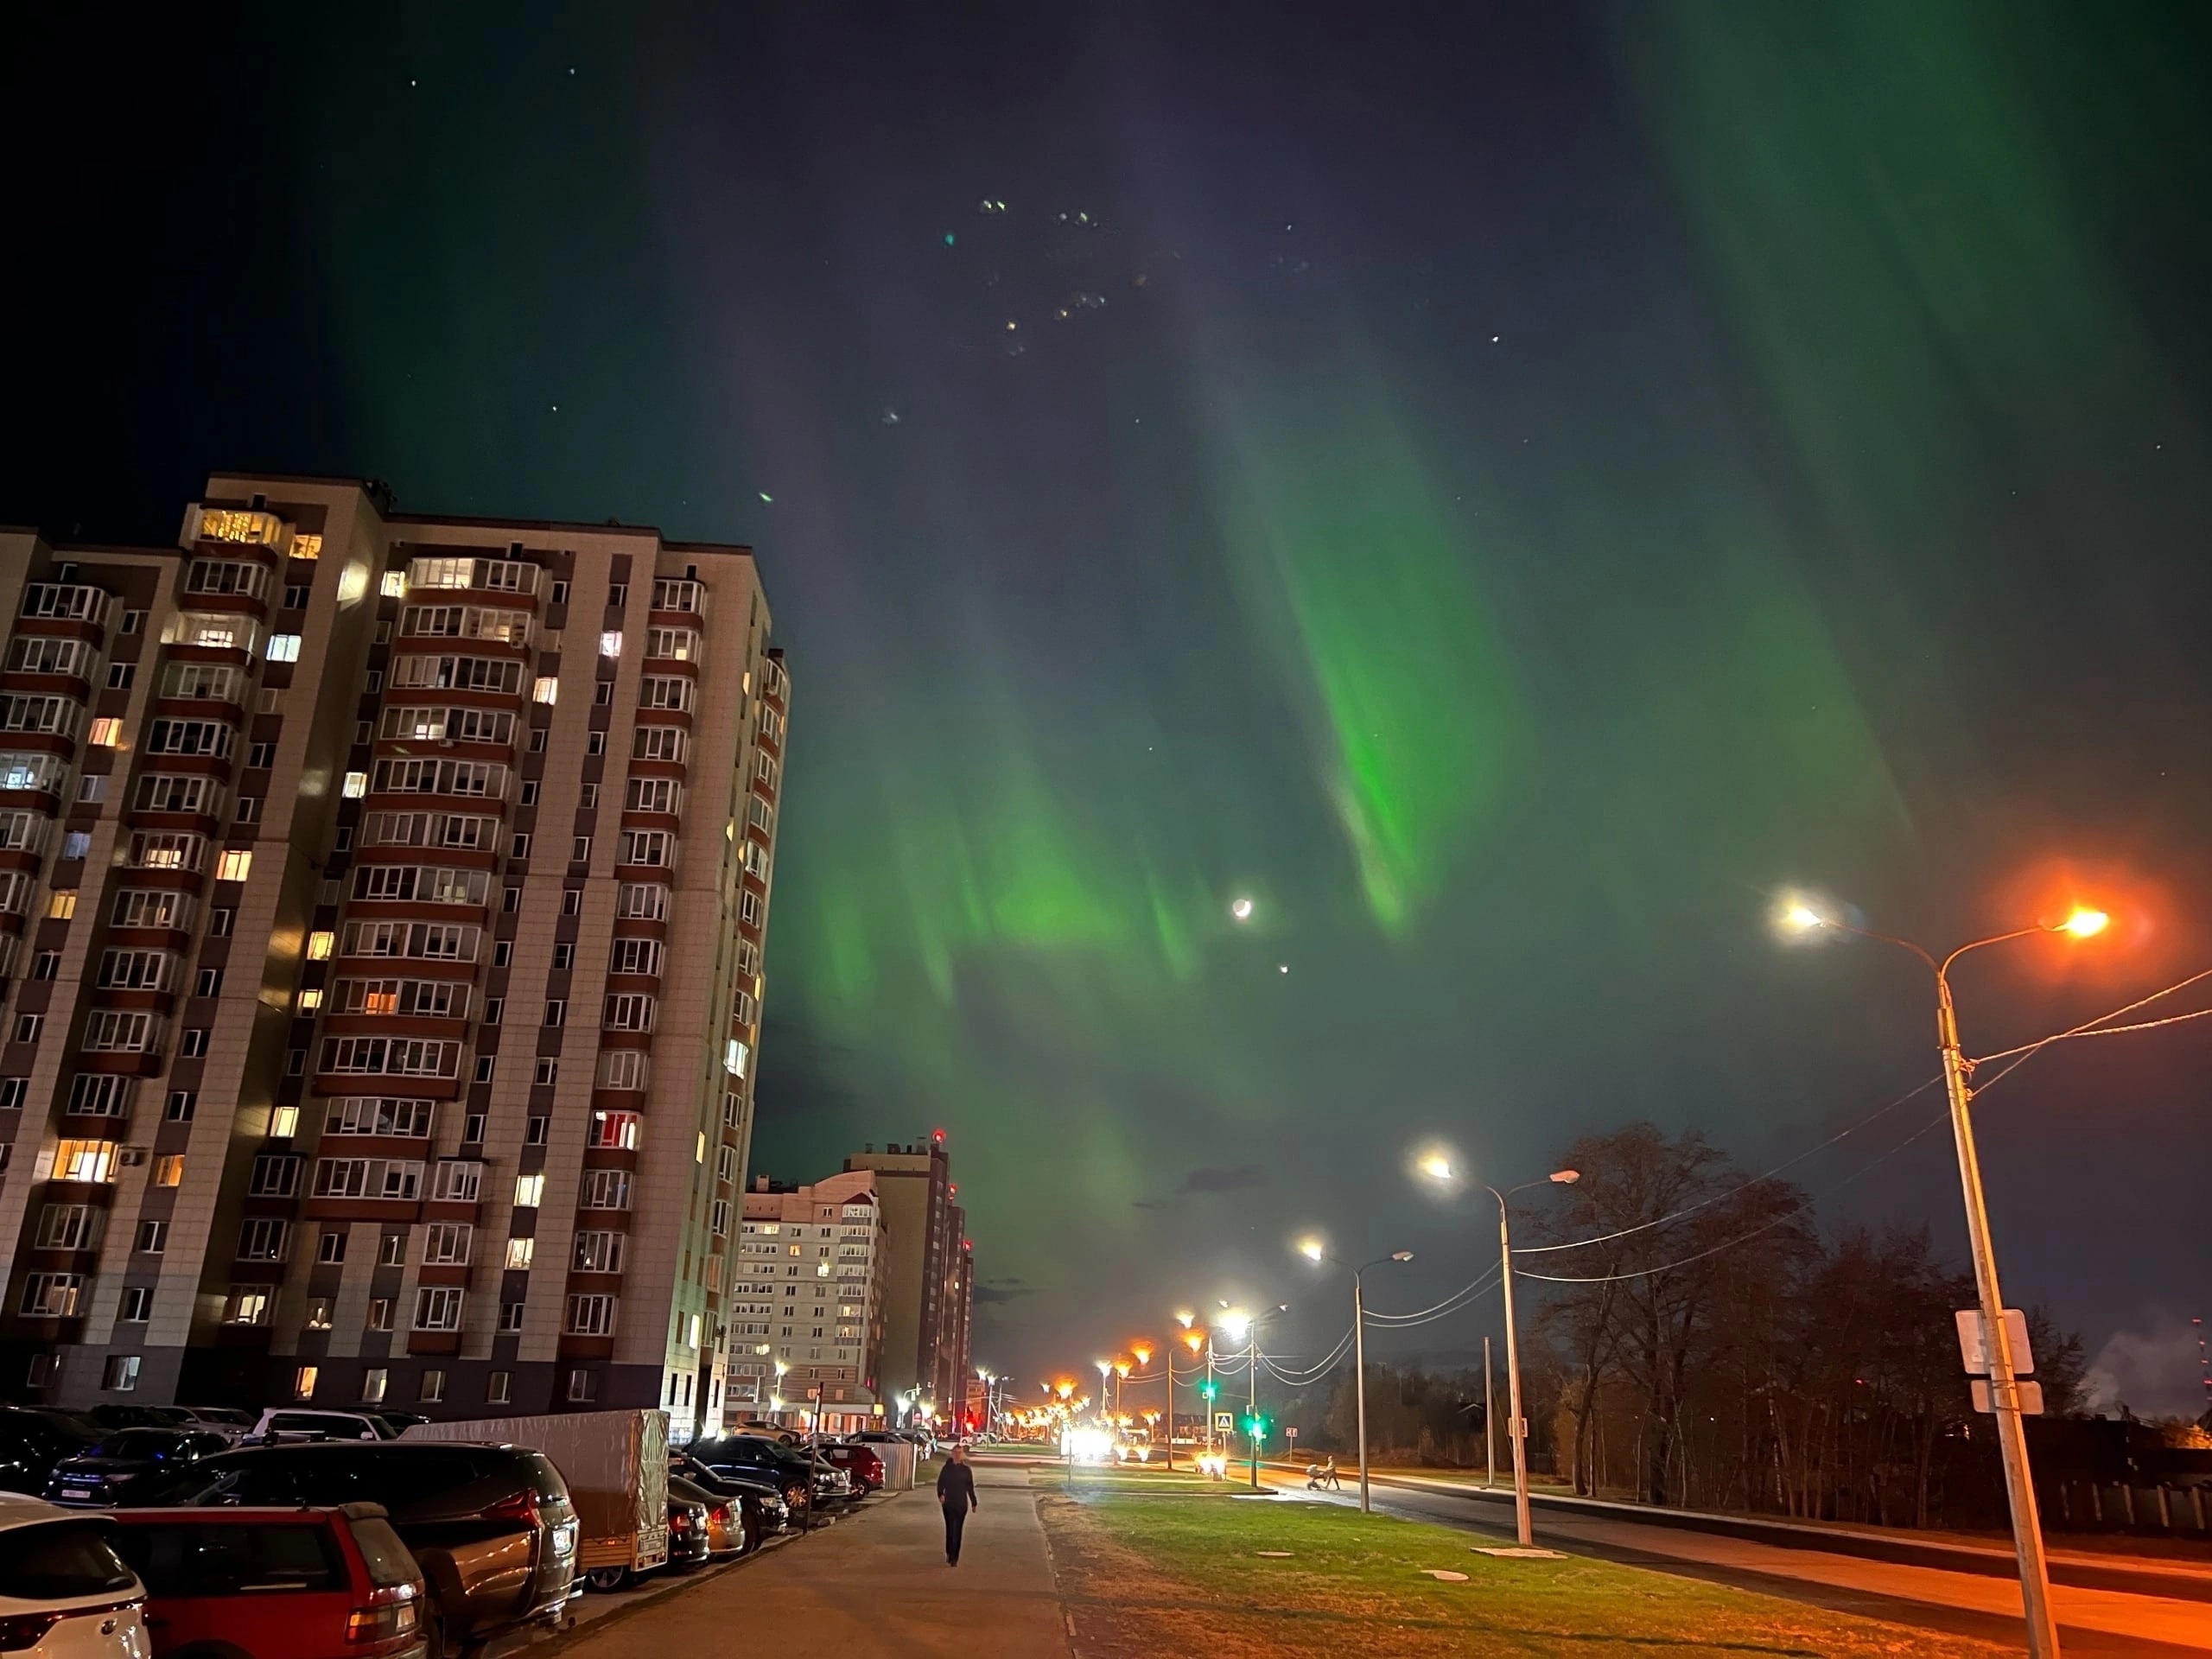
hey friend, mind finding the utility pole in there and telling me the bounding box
[1938,973,2062,1658]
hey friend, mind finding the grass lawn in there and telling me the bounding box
[1036,1484,2012,1658]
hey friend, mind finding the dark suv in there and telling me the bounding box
[684,1435,844,1514]
[0,1406,101,1495]
[120,1441,576,1653]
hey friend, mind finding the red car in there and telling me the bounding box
[107,1504,427,1659]
[817,1444,884,1493]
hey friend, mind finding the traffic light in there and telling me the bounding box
[1199,1380,1218,1402]
[1241,1412,1269,1441]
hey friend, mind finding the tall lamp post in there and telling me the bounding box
[1217,1302,1287,1491]
[1173,1316,1205,1471]
[1782,899,2113,1659]
[1297,1239,1413,1512]
[1418,1154,1578,1547]
[1094,1360,1113,1427]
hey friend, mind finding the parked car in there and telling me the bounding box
[86,1408,195,1433]
[118,1442,575,1655]
[45,1431,234,1508]
[663,1483,712,1573]
[669,1455,785,1537]
[0,1492,149,1657]
[683,1436,819,1516]
[685,1442,849,1522]
[241,1410,397,1446]
[667,1475,751,1559]
[173,1408,255,1435]
[108,1503,426,1659]
[814,1443,883,1494]
[1,1409,104,1497]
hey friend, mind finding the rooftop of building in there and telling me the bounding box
[199,472,755,558]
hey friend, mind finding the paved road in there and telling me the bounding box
[546,1471,1072,1659]
[1260,1468,2212,1656]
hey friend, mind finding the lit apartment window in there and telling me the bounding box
[270,1104,300,1138]
[513,1173,545,1208]
[216,849,253,882]
[362,1367,389,1402]
[20,1273,85,1316]
[48,890,77,920]
[380,571,407,599]
[152,1155,185,1187]
[599,631,623,658]
[505,1236,535,1270]
[54,1140,118,1183]
[267,634,302,663]
[87,717,123,746]
[297,988,322,1013]
[223,1285,275,1325]
[532,676,558,704]
[307,930,334,960]
[342,772,367,798]
[295,1366,319,1400]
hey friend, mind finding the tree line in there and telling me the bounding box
[1300,1122,2089,1531]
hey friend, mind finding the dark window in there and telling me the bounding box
[112,1519,341,1597]
[0,1519,137,1599]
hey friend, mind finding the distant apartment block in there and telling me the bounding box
[842,1135,975,1426]
[731,1168,887,1433]
[0,475,786,1438]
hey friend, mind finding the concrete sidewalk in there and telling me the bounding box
[555,1475,1073,1659]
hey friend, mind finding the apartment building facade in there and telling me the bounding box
[842,1135,969,1422]
[0,475,786,1438]
[730,1169,886,1433]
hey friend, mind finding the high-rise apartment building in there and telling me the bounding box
[842,1134,973,1424]
[730,1169,886,1433]
[0,475,785,1438]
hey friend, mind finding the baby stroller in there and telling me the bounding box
[1305,1455,1342,1491]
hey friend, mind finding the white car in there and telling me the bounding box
[242,1408,396,1444]
[0,1494,149,1658]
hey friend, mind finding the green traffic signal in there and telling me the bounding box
[1199,1381,1218,1401]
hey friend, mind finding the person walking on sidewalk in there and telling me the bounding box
[937,1443,979,1566]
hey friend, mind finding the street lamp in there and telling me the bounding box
[1095,1360,1113,1426]
[1217,1301,1287,1491]
[1780,899,2112,1659]
[1296,1236,1413,1512]
[1418,1154,1576,1546]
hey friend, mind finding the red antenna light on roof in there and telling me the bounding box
[932,1128,945,1142]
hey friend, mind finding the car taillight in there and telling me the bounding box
[484,1489,542,1528]
[0,1612,62,1653]
[345,1592,420,1645]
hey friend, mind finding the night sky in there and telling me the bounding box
[7,2,2211,1412]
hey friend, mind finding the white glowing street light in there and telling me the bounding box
[1417,1151,1577,1546]
[1230,897,1255,922]
[1295,1236,1413,1511]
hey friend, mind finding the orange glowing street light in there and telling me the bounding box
[1777,892,2122,1659]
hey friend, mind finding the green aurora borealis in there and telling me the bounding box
[5,0,2210,1394]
